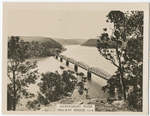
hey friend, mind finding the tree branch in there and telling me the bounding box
[99,50,119,68]
[7,74,13,83]
[105,56,119,68]
[16,84,21,94]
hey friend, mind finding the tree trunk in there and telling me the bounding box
[119,68,126,100]
[13,71,16,111]
[115,36,126,100]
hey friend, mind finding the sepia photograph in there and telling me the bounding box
[2,2,149,115]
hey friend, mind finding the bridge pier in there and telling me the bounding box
[74,65,78,72]
[56,56,58,59]
[60,58,63,62]
[66,61,69,66]
[87,71,91,80]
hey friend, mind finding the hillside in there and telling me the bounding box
[53,38,88,45]
[8,36,63,49]
[82,38,125,49]
[81,39,97,46]
[8,36,64,58]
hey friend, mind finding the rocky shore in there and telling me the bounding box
[39,97,134,112]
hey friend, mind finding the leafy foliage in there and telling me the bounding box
[97,11,143,111]
[26,100,40,111]
[22,41,60,58]
[28,70,78,106]
[7,36,39,111]
[26,70,89,110]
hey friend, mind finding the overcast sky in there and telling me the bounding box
[7,4,112,39]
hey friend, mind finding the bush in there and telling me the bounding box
[26,70,89,110]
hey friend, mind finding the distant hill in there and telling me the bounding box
[82,38,125,49]
[8,36,62,49]
[53,38,88,45]
[75,39,88,44]
[81,39,97,46]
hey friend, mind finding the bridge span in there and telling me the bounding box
[54,53,112,80]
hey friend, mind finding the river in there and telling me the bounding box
[28,45,117,99]
[16,45,117,110]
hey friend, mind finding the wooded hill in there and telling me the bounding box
[81,38,117,48]
[53,38,87,45]
[81,39,97,46]
[8,36,63,58]
[8,36,63,49]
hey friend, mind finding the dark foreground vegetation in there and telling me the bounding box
[97,11,143,111]
[26,68,88,111]
[7,36,63,110]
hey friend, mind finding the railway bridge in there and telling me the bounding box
[54,53,112,80]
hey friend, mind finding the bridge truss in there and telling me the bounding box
[54,54,112,80]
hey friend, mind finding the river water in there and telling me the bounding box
[14,45,118,110]
[28,45,117,100]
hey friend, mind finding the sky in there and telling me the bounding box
[7,10,112,39]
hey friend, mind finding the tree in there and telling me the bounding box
[26,70,89,110]
[97,11,127,100]
[123,39,143,111]
[123,11,143,110]
[7,36,39,111]
[37,70,78,103]
[25,70,78,110]
[97,11,143,103]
